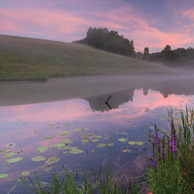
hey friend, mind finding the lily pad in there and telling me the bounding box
[54,143,65,148]
[60,131,70,136]
[45,157,60,165]
[69,148,84,154]
[95,136,101,139]
[123,149,132,152]
[92,139,99,142]
[42,137,54,140]
[97,143,106,148]
[0,174,8,178]
[37,146,48,153]
[120,132,128,136]
[5,143,16,147]
[21,171,30,176]
[63,146,73,150]
[3,152,17,158]
[107,143,114,146]
[83,128,89,131]
[82,139,89,143]
[118,138,127,142]
[61,139,73,144]
[73,128,82,132]
[128,141,136,145]
[67,124,75,127]
[31,156,46,161]
[136,141,143,145]
[6,157,23,164]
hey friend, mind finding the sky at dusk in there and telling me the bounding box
[1,0,194,52]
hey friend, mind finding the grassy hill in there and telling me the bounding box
[0,35,180,81]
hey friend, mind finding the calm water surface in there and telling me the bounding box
[1,77,194,193]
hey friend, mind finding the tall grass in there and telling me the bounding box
[21,165,144,194]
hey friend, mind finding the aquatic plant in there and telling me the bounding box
[21,165,144,194]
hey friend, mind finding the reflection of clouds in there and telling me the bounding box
[0,99,91,122]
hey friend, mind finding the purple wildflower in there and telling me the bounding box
[152,143,157,167]
[169,129,178,157]
[162,136,166,159]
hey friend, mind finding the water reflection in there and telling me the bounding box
[1,78,194,193]
[84,76,194,112]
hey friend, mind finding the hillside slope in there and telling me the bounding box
[0,35,181,81]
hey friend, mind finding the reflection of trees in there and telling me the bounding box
[84,76,194,112]
[83,88,135,112]
[143,77,194,98]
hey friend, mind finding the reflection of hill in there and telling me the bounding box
[143,76,194,98]
[83,88,135,112]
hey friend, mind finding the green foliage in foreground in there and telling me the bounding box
[21,166,144,194]
[147,107,194,193]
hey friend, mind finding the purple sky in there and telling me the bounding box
[1,0,194,52]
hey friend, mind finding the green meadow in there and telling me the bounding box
[0,35,181,82]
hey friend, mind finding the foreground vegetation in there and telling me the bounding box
[21,107,194,193]
[0,35,179,81]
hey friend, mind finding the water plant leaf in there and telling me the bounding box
[60,131,70,136]
[63,146,73,150]
[128,141,136,145]
[45,157,60,165]
[69,148,84,154]
[73,128,82,132]
[83,128,89,131]
[95,136,101,139]
[37,146,48,153]
[92,139,99,142]
[81,140,89,143]
[42,137,54,140]
[67,124,75,127]
[21,171,30,176]
[97,143,106,148]
[61,139,73,144]
[31,156,46,161]
[123,149,131,152]
[136,141,143,145]
[118,138,127,142]
[107,143,114,146]
[3,152,17,158]
[54,143,65,148]
[120,132,128,136]
[6,157,23,164]
[0,174,8,178]
[5,143,16,147]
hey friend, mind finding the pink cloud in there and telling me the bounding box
[183,8,194,20]
[0,1,194,52]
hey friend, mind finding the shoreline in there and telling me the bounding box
[0,74,189,107]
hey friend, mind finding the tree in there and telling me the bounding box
[143,47,149,61]
[144,47,149,55]
[75,27,135,57]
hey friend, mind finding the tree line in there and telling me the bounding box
[74,27,194,67]
[139,45,194,67]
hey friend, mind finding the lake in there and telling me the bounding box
[0,75,194,193]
